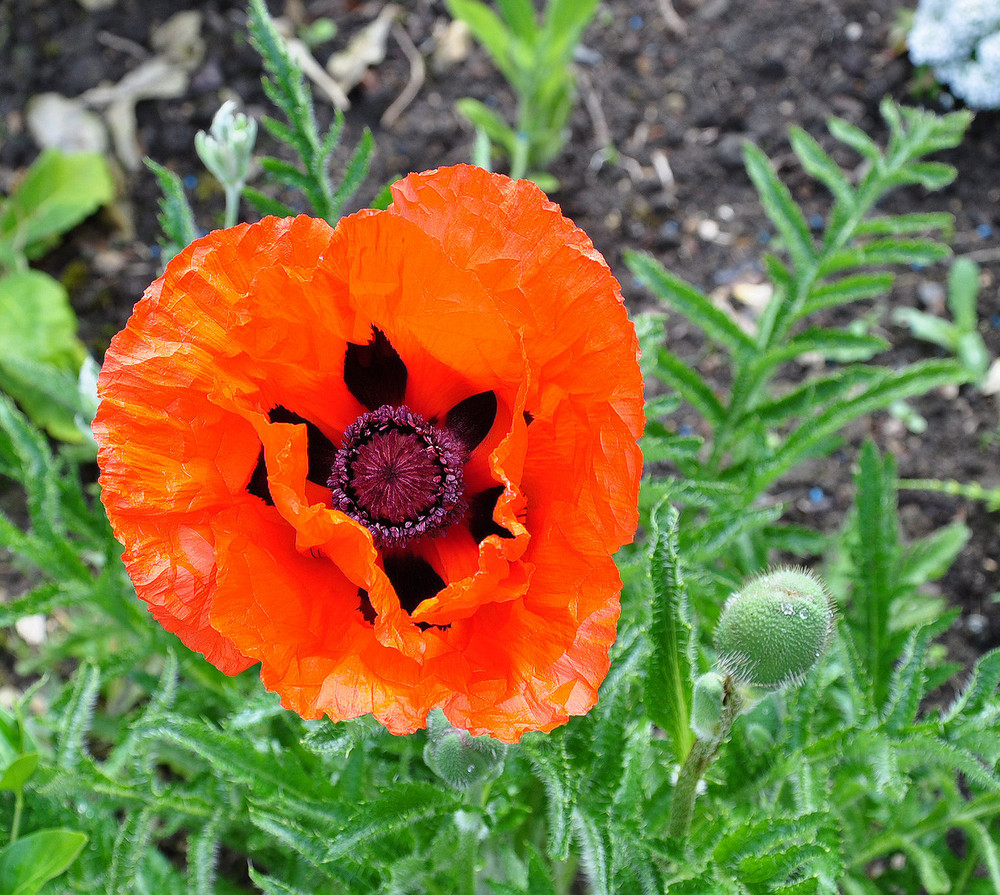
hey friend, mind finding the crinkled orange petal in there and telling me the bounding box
[95,167,644,743]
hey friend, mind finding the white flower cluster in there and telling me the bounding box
[908,0,1000,109]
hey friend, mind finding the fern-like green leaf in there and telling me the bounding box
[625,251,754,355]
[743,142,816,273]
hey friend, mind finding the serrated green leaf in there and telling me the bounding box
[243,186,295,218]
[827,117,881,161]
[947,256,981,332]
[654,348,725,427]
[57,663,101,771]
[324,784,455,861]
[896,160,956,190]
[853,212,954,239]
[789,127,853,207]
[144,159,198,256]
[818,237,950,276]
[772,327,888,365]
[572,808,611,895]
[522,734,575,860]
[744,142,816,272]
[900,522,969,588]
[754,365,883,427]
[645,502,695,761]
[626,251,754,355]
[248,867,316,895]
[798,273,895,319]
[761,360,968,487]
[941,648,1000,724]
[898,840,949,894]
[330,128,374,220]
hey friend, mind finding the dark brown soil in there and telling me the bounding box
[1,0,998,657]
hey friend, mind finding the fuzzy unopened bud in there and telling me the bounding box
[715,567,834,690]
[690,672,727,740]
[423,710,506,790]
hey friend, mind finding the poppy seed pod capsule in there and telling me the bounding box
[423,710,507,790]
[715,567,834,690]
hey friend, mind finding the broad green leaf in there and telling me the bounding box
[947,256,981,332]
[496,0,538,42]
[743,141,816,273]
[455,98,518,155]
[0,149,113,262]
[0,270,87,440]
[0,829,87,895]
[645,502,695,761]
[891,307,956,350]
[543,0,600,63]
[0,751,39,792]
[626,251,754,355]
[0,270,84,368]
[445,0,520,84]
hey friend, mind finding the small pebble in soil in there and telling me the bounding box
[845,22,863,40]
[976,224,993,238]
[678,424,693,436]
[808,487,825,505]
[808,213,824,231]
[628,15,643,30]
[183,174,197,189]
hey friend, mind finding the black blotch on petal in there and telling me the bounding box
[382,553,446,615]
[445,391,498,452]
[357,589,377,625]
[246,447,274,505]
[344,327,408,411]
[467,486,515,543]
[268,406,337,488]
[523,410,534,426]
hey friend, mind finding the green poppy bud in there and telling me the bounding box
[423,710,507,790]
[715,567,834,690]
[690,672,727,740]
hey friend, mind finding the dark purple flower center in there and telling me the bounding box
[329,404,467,549]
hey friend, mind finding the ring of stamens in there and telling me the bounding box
[329,404,467,548]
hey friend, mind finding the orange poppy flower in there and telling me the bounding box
[94,165,644,742]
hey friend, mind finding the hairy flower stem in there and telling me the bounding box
[667,677,744,843]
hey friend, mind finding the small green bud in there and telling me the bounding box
[423,710,507,790]
[715,567,834,690]
[195,100,257,190]
[690,672,727,740]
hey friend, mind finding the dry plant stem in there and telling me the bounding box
[667,677,744,843]
[382,23,425,127]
